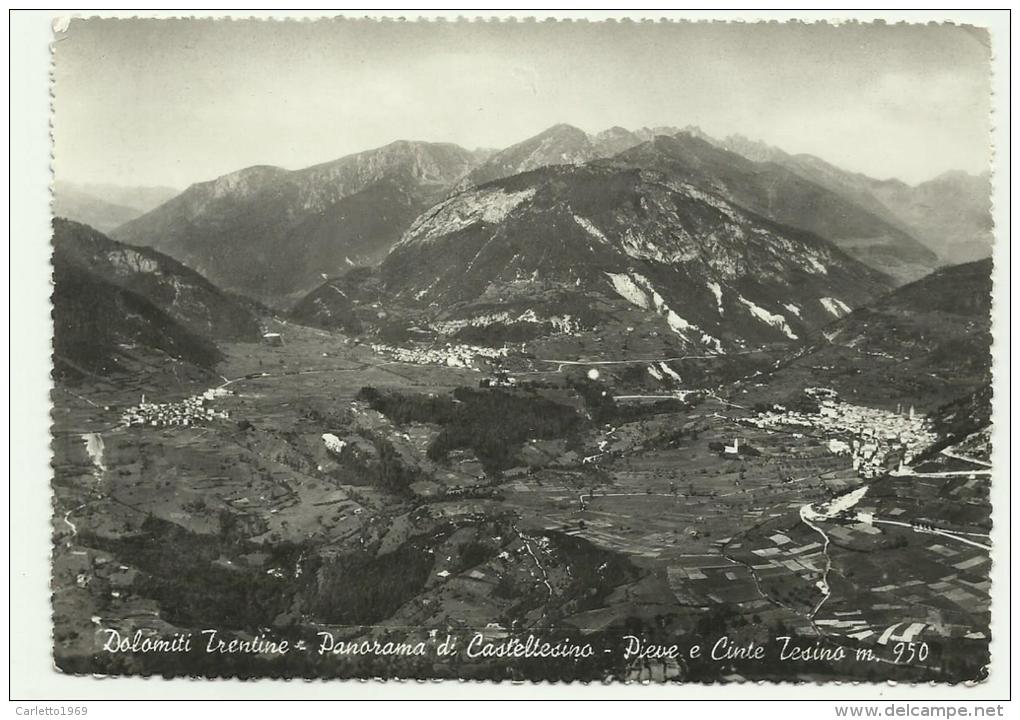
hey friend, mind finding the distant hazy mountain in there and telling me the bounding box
[112,141,480,305]
[709,135,993,266]
[865,171,994,264]
[716,133,790,164]
[52,219,262,379]
[309,163,893,351]
[53,181,178,233]
[71,182,180,214]
[591,126,647,157]
[608,133,939,284]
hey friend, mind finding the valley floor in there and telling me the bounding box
[50,321,992,683]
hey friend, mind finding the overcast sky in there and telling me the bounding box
[53,18,992,189]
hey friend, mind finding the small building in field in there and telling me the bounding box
[262,332,284,347]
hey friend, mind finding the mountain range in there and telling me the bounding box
[98,123,990,311]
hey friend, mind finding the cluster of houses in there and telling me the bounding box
[479,369,518,388]
[370,342,509,368]
[120,388,231,428]
[749,388,937,478]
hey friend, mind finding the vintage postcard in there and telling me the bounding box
[46,14,1002,687]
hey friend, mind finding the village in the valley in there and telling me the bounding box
[120,387,233,428]
[745,388,938,478]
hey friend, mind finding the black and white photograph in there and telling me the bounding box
[39,13,1003,689]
